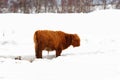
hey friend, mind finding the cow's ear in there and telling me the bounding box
[65,34,72,45]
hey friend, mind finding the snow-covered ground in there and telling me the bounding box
[0,9,120,80]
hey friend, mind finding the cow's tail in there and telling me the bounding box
[34,31,38,44]
[34,31,39,57]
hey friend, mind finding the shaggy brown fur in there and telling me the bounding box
[34,30,80,58]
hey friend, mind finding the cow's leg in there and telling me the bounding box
[38,50,42,58]
[56,48,62,57]
[35,45,42,58]
[35,45,38,56]
[35,50,42,58]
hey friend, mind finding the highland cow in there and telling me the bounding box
[34,30,80,58]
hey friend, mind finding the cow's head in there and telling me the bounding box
[71,34,80,47]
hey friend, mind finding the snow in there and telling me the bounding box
[0,9,120,80]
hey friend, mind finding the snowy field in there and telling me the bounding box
[0,9,120,80]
